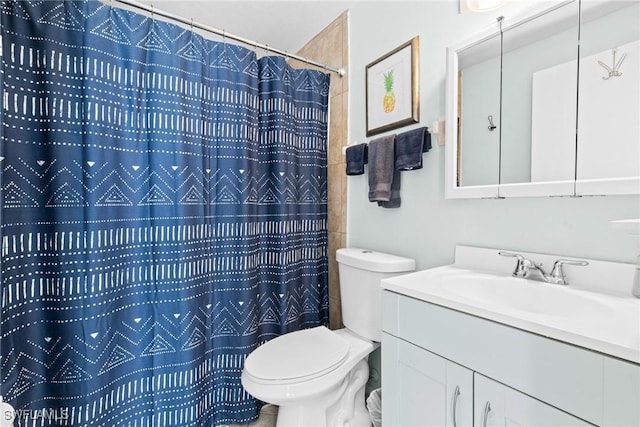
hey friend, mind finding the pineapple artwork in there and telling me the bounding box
[366,36,418,135]
[382,70,396,113]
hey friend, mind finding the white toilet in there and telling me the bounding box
[241,248,415,426]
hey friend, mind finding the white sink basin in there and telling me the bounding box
[438,273,617,319]
[381,264,640,363]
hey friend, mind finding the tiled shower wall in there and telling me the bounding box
[291,12,348,329]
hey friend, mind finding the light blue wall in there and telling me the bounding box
[347,1,639,270]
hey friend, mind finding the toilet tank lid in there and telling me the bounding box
[336,248,416,273]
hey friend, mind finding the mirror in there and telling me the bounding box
[576,1,640,195]
[500,1,579,194]
[445,0,640,199]
[457,32,501,189]
[446,24,503,198]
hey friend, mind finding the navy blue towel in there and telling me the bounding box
[395,127,432,171]
[345,143,368,175]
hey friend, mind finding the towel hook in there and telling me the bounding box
[598,48,626,80]
[488,115,497,131]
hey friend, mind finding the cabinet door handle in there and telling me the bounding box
[452,385,461,427]
[481,401,492,427]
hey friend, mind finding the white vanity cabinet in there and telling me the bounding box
[474,374,591,427]
[381,333,473,426]
[382,333,589,427]
[381,290,640,427]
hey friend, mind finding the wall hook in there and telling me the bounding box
[488,115,497,131]
[598,48,626,80]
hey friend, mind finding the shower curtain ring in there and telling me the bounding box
[150,4,154,20]
[190,18,194,31]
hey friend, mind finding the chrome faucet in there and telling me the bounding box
[498,251,588,286]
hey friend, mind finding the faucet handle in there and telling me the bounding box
[549,259,589,285]
[498,251,527,277]
[498,251,523,260]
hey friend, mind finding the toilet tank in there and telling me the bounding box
[336,248,415,342]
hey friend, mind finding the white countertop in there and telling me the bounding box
[611,218,640,235]
[381,246,640,364]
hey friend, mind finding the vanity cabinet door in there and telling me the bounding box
[603,357,640,426]
[382,332,446,426]
[382,332,473,426]
[474,374,594,427]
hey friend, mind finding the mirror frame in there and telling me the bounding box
[445,1,576,199]
[445,0,640,199]
[445,24,501,199]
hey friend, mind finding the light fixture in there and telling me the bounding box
[460,0,507,13]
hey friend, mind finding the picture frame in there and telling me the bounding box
[366,36,420,137]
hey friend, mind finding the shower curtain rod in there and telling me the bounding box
[110,0,346,76]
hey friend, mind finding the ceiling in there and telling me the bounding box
[134,1,355,55]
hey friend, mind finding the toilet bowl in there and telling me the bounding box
[242,327,377,426]
[241,248,415,427]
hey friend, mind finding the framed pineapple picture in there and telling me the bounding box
[365,36,420,136]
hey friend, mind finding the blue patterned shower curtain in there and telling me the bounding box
[0,1,329,425]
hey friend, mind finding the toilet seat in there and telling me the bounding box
[243,326,349,384]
